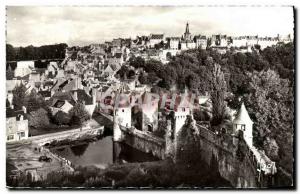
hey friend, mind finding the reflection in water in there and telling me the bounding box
[50,135,159,169]
[51,136,113,169]
[114,142,159,163]
[70,144,89,157]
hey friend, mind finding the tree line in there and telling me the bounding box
[6,43,68,62]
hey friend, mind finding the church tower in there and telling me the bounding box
[183,22,192,41]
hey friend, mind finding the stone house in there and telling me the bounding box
[6,98,29,142]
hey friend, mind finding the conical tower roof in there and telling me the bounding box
[233,103,253,124]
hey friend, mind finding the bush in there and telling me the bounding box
[53,111,71,126]
[28,108,50,128]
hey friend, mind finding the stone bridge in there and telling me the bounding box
[29,126,104,146]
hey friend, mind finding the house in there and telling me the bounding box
[65,60,78,72]
[56,69,65,79]
[211,34,228,47]
[72,89,97,116]
[29,68,46,83]
[149,34,164,48]
[112,38,122,48]
[108,52,124,66]
[47,61,58,77]
[102,63,121,79]
[6,79,22,93]
[50,89,96,116]
[50,99,74,115]
[38,90,52,101]
[6,96,29,142]
[194,35,208,49]
[167,37,180,50]
[14,61,34,77]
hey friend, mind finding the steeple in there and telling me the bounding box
[183,22,192,41]
[185,22,189,34]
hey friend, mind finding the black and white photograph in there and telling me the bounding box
[5,5,295,189]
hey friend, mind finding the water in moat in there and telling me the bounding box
[50,135,159,169]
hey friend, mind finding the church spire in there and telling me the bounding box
[185,22,189,34]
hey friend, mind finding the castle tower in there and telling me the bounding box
[233,103,253,147]
[113,94,132,142]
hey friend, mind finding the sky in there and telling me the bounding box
[6,6,294,47]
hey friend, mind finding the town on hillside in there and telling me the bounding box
[6,19,294,189]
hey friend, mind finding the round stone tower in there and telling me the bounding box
[233,103,253,147]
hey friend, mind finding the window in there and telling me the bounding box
[7,135,14,140]
[20,132,25,137]
[241,125,246,131]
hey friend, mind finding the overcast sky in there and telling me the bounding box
[6,6,294,47]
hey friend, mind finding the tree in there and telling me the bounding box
[6,44,16,61]
[28,108,50,128]
[129,56,145,69]
[211,63,227,126]
[53,111,71,126]
[12,83,27,110]
[244,69,294,173]
[193,109,210,122]
[6,43,68,61]
[69,102,90,126]
[6,65,14,80]
[25,90,48,113]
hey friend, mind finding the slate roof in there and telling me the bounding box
[51,91,76,106]
[53,100,66,108]
[233,103,253,124]
[38,90,51,98]
[150,34,164,40]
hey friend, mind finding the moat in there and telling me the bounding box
[50,135,160,169]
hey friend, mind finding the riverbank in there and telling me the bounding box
[6,125,106,187]
[8,158,232,188]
